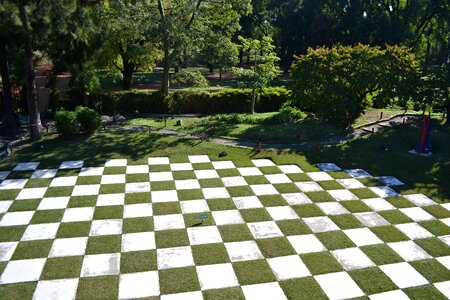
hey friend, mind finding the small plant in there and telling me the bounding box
[266,106,306,124]
[55,110,78,138]
[171,70,209,88]
[75,106,101,134]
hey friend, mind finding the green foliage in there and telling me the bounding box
[55,111,78,138]
[212,105,305,125]
[171,70,209,88]
[269,105,306,124]
[291,44,419,125]
[75,106,101,134]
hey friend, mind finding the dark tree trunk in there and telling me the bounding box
[0,39,19,133]
[219,67,222,80]
[161,43,172,96]
[122,58,133,91]
[445,90,450,126]
[19,2,42,140]
[238,49,243,67]
[208,63,214,74]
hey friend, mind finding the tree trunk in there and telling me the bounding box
[208,63,214,74]
[122,58,133,91]
[219,67,222,81]
[238,49,243,67]
[19,2,42,140]
[251,88,256,114]
[445,89,450,126]
[161,42,171,96]
[0,39,19,133]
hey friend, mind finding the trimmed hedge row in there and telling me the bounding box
[89,87,290,115]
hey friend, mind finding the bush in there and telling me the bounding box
[171,70,209,88]
[55,110,78,138]
[75,106,101,133]
[266,105,306,124]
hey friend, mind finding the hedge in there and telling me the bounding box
[89,87,290,115]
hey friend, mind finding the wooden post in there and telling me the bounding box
[164,118,167,127]
[380,112,383,120]
[372,128,375,133]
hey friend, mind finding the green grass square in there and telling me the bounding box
[0,282,37,300]
[292,204,324,218]
[45,186,73,197]
[125,174,149,183]
[403,285,447,300]
[0,226,26,242]
[287,173,311,182]
[24,178,52,188]
[120,250,157,273]
[318,180,343,190]
[155,229,189,248]
[153,202,181,215]
[219,224,254,242]
[203,287,245,300]
[77,276,119,300]
[419,220,450,236]
[0,189,19,200]
[192,244,230,265]
[7,171,34,179]
[149,164,171,172]
[358,177,383,187]
[330,214,364,229]
[99,184,125,194]
[258,195,287,207]
[328,171,352,179]
[300,252,343,275]
[199,178,224,188]
[385,196,416,208]
[256,237,296,258]
[68,196,96,207]
[103,167,126,174]
[316,231,356,250]
[424,205,450,219]
[240,208,271,222]
[233,259,277,285]
[93,206,123,219]
[370,226,409,243]
[124,192,150,204]
[41,256,83,280]
[192,162,214,170]
[57,221,91,238]
[86,235,121,254]
[184,212,215,226]
[30,209,64,224]
[206,199,236,211]
[360,244,404,265]
[173,171,196,180]
[415,237,450,257]
[245,176,269,185]
[340,200,372,213]
[274,183,300,194]
[76,176,101,185]
[159,267,200,294]
[410,259,450,283]
[276,219,312,235]
[8,199,41,212]
[123,217,153,233]
[227,186,254,197]
[151,181,176,191]
[259,166,281,174]
[178,189,204,201]
[378,209,413,224]
[11,240,52,260]
[280,277,328,300]
[217,169,240,177]
[56,169,80,177]
[348,267,397,295]
[351,188,379,199]
[305,191,335,202]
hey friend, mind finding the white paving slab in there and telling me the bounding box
[222,176,247,187]
[380,262,428,288]
[363,198,396,211]
[0,171,10,180]
[225,241,263,262]
[121,232,156,252]
[250,184,278,196]
[331,247,375,270]
[376,176,404,186]
[343,228,383,246]
[89,219,122,236]
[149,172,173,182]
[237,167,263,176]
[126,165,149,174]
[247,221,283,239]
[242,282,287,300]
[303,217,339,233]
[105,159,127,167]
[317,202,350,215]
[232,196,263,209]
[123,203,153,218]
[0,179,28,190]
[354,212,390,227]
[60,160,83,169]
[151,190,178,203]
[100,174,126,184]
[295,181,323,192]
[317,163,341,171]
[265,174,291,184]
[202,187,230,199]
[80,253,120,277]
[282,193,312,205]
[31,169,58,179]
[345,169,372,178]
[16,187,47,200]
[395,223,433,240]
[0,258,46,284]
[22,223,59,241]
[187,226,222,245]
[0,201,12,214]
[268,255,311,280]
[49,237,88,257]
[72,184,100,196]
[0,242,18,262]
[435,281,450,299]
[288,234,326,254]
[307,171,334,181]
[13,162,40,171]
[336,178,365,189]
[404,194,437,206]
[96,194,125,206]
[125,182,150,193]
[62,207,94,222]
[175,179,201,190]
[369,186,399,198]
[170,163,193,171]
[388,241,432,261]
[278,165,303,174]
[148,157,170,165]
[0,211,34,226]
[266,206,299,220]
[315,272,364,300]
[189,155,210,163]
[369,290,410,300]
[197,263,239,290]
[400,207,435,222]
[328,189,358,201]
[33,278,79,300]
[180,200,209,214]
[50,176,78,187]
[154,214,185,231]
[212,210,244,225]
[157,246,194,269]
[194,169,219,179]
[437,256,450,270]
[252,159,275,167]
[119,271,160,299]
[212,161,235,169]
[79,167,104,176]
[161,291,203,300]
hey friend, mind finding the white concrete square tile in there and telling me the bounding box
[288,234,326,254]
[0,201,12,214]
[212,161,235,169]
[0,171,9,180]
[122,232,156,252]
[212,210,244,225]
[328,189,358,201]
[345,169,372,178]
[369,290,410,300]
[170,163,193,171]
[96,194,125,206]
[295,181,323,192]
[242,282,287,300]
[317,163,341,171]
[160,291,203,300]
[404,194,437,206]
[50,176,77,187]
[307,171,334,181]
[250,184,278,196]
[225,241,263,262]
[175,179,201,190]
[222,176,247,187]
[434,281,450,299]
[252,159,275,167]
[232,196,263,209]
[81,253,120,277]
[303,217,339,233]
[395,223,433,240]
[49,237,88,257]
[369,186,399,198]
[336,178,365,189]
[13,162,40,171]
[126,165,149,174]
[268,255,311,280]
[363,198,396,211]
[440,235,450,247]
[400,207,435,222]
[317,202,350,215]
[266,206,298,220]
[125,182,150,193]
[33,278,79,300]
[187,226,222,245]
[282,193,312,205]
[315,272,364,300]
[380,262,428,288]
[388,241,432,261]
[72,184,100,196]
[60,160,84,169]
[278,165,303,174]
[62,207,94,222]
[203,187,230,199]
[31,169,58,179]
[89,219,122,236]
[100,174,126,184]
[0,211,34,226]
[189,155,210,163]
[151,190,178,203]
[247,221,283,239]
[149,172,173,182]
[0,242,18,261]
[148,157,170,165]
[343,228,383,246]
[0,258,46,284]
[154,214,185,231]
[194,169,219,179]
[441,203,450,212]
[22,223,59,241]
[376,176,404,186]
[123,203,153,218]
[119,271,159,299]
[105,159,127,167]
[79,167,104,176]
[16,187,47,200]
[237,167,263,176]
[437,256,450,270]
[0,179,28,190]
[354,212,390,227]
[157,246,194,269]
[197,263,238,290]
[265,174,291,184]
[331,248,375,270]
[181,200,209,214]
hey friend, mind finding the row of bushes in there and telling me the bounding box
[211,106,307,125]
[55,107,101,137]
[89,87,290,115]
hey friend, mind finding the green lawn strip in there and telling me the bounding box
[41,256,84,280]
[218,224,254,242]
[403,285,447,300]
[152,202,181,215]
[358,177,383,187]
[24,178,52,188]
[192,244,231,265]
[318,180,343,190]
[419,220,450,236]
[259,166,281,174]
[57,221,91,238]
[203,287,245,300]
[120,250,157,273]
[280,277,328,300]
[68,196,97,208]
[173,171,196,180]
[30,209,64,224]
[123,217,154,233]
[8,199,41,212]
[423,205,450,219]
[227,186,255,197]
[240,208,272,222]
[300,252,343,275]
[93,205,123,219]
[330,214,364,229]
[7,171,34,179]
[348,267,397,295]
[233,259,277,285]
[287,173,312,182]
[316,231,356,250]
[384,196,416,208]
[256,237,296,258]
[378,210,413,224]
[0,190,19,200]
[199,178,224,188]
[192,162,214,170]
[217,169,240,177]
[360,244,404,265]
[103,167,126,174]
[244,176,269,185]
[258,195,288,206]
[410,259,450,283]
[415,237,450,257]
[55,169,80,177]
[0,282,37,300]
[159,267,201,295]
[273,183,301,194]
[45,186,74,197]
[276,219,313,235]
[155,229,190,248]
[328,171,352,179]
[184,212,215,226]
[125,174,149,183]
[149,164,171,172]
[76,176,101,185]
[305,191,335,202]
[206,199,237,211]
[351,188,379,199]
[151,181,176,191]
[340,200,372,213]
[291,204,325,218]
[124,192,151,204]
[99,184,125,194]
[370,226,409,243]
[86,235,121,254]
[11,240,52,260]
[177,189,204,201]
[77,276,119,300]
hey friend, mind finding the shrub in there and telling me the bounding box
[171,70,209,88]
[75,106,101,133]
[55,110,78,138]
[265,105,306,124]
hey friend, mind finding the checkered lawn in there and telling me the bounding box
[0,156,449,299]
